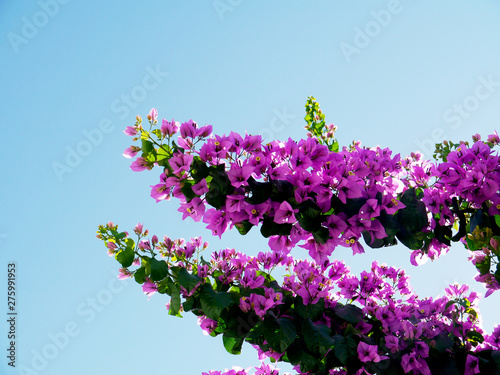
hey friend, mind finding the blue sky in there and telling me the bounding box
[1,1,500,374]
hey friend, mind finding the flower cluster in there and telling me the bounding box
[202,362,284,375]
[97,221,500,374]
[123,105,500,295]
[99,100,500,374]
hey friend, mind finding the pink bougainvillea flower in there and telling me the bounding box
[487,130,500,145]
[240,268,265,289]
[203,209,230,238]
[464,355,480,375]
[142,278,157,298]
[254,363,280,375]
[106,242,118,250]
[274,201,298,224]
[340,230,365,255]
[178,197,205,222]
[197,315,218,336]
[357,342,386,363]
[148,108,158,122]
[358,199,381,220]
[118,268,131,279]
[168,153,193,175]
[123,126,137,136]
[227,164,254,188]
[268,235,293,254]
[179,119,197,139]
[245,201,270,226]
[384,335,399,353]
[150,182,170,202]
[130,157,149,172]
[161,118,179,137]
[133,223,143,235]
[192,179,209,195]
[123,145,141,158]
[196,124,213,138]
[445,283,469,298]
[401,353,424,374]
[138,239,151,251]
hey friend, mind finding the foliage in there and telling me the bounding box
[98,100,500,374]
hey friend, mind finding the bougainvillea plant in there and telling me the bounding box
[97,98,500,374]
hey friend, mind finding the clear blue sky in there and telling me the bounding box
[1,1,500,374]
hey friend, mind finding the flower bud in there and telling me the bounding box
[133,223,143,235]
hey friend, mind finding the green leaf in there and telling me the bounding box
[156,276,170,294]
[397,188,428,233]
[260,217,292,238]
[205,168,233,209]
[492,350,500,365]
[124,238,135,248]
[235,220,254,235]
[445,300,455,311]
[180,181,197,203]
[145,153,156,163]
[434,222,452,246]
[151,128,162,139]
[458,298,471,309]
[329,140,339,153]
[362,211,400,249]
[466,330,484,344]
[495,215,500,228]
[134,266,146,284]
[332,335,357,366]
[476,256,491,275]
[297,200,323,232]
[298,351,319,373]
[246,177,272,205]
[182,297,196,313]
[470,209,488,233]
[223,332,244,354]
[191,156,210,181]
[433,331,454,351]
[340,197,368,218]
[285,341,317,371]
[294,297,324,320]
[312,227,329,244]
[269,180,295,203]
[115,246,135,268]
[177,267,202,293]
[362,230,398,249]
[263,316,297,353]
[157,144,171,162]
[302,318,334,355]
[150,258,169,281]
[466,235,480,251]
[141,139,155,154]
[396,230,424,250]
[111,230,127,240]
[166,277,182,316]
[199,284,234,320]
[334,304,364,324]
